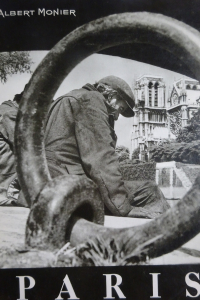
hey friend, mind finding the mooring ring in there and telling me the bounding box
[15,12,200,260]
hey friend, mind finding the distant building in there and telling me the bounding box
[131,76,200,161]
[167,78,200,136]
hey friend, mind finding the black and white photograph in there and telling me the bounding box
[1,0,200,299]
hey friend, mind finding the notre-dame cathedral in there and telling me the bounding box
[131,75,200,161]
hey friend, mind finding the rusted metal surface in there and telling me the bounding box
[14,12,200,261]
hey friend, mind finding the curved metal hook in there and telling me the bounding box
[15,12,200,260]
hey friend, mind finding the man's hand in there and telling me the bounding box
[127,207,160,219]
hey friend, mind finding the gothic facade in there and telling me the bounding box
[167,78,200,136]
[131,76,200,161]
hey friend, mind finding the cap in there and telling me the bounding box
[13,83,28,104]
[98,75,135,117]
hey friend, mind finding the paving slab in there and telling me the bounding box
[0,207,200,265]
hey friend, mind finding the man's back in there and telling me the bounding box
[0,100,18,205]
[45,86,117,176]
[45,89,85,177]
[43,79,169,218]
[44,85,132,217]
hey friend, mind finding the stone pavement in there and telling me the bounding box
[1,206,200,265]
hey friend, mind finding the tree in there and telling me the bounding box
[176,108,200,142]
[115,145,130,162]
[131,146,140,160]
[0,52,33,83]
[150,109,200,164]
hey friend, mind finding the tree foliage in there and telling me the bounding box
[115,145,130,162]
[131,146,140,160]
[0,52,33,83]
[176,108,200,142]
[150,109,200,164]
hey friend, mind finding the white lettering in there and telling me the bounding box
[186,272,200,298]
[0,9,5,17]
[16,276,35,300]
[55,274,79,300]
[103,274,126,299]
[150,273,161,298]
[24,11,30,17]
[10,11,16,16]
[70,10,76,16]
[46,10,52,15]
[17,11,22,16]
[53,9,59,16]
[38,8,45,16]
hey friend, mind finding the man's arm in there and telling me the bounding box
[0,108,18,147]
[127,207,160,219]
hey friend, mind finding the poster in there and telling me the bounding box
[1,0,200,299]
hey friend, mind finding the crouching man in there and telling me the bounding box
[19,76,169,218]
[0,92,23,205]
[41,75,170,218]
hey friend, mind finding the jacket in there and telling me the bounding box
[0,100,18,204]
[44,84,132,216]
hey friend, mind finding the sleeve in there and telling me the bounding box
[0,108,17,147]
[72,92,132,216]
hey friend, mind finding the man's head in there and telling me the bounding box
[13,83,28,105]
[13,91,23,105]
[96,76,135,119]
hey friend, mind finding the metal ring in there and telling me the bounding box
[15,12,200,260]
[25,175,104,250]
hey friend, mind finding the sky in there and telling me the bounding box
[0,51,193,150]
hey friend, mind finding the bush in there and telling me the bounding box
[150,141,200,164]
[119,162,156,181]
[115,145,130,162]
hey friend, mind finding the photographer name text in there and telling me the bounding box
[0,8,76,17]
